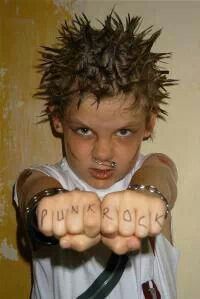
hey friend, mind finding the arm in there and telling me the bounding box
[17,153,177,253]
[17,169,62,222]
[131,153,178,243]
[131,153,178,209]
[17,170,101,251]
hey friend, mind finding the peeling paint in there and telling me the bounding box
[0,68,8,78]
[2,90,24,120]
[0,238,18,261]
[17,100,25,108]
[0,199,5,224]
[53,0,70,11]
[52,0,80,13]
[0,81,5,90]
[16,6,19,16]
[0,67,7,95]
[3,104,10,120]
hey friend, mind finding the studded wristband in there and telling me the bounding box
[128,184,170,218]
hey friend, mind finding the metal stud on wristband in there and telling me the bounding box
[128,184,170,218]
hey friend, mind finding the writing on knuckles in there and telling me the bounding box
[36,189,167,249]
[101,190,167,239]
[37,191,101,239]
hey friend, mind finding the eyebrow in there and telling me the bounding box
[67,120,90,127]
[67,119,143,129]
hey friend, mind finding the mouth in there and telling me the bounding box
[89,168,114,180]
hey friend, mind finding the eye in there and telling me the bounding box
[76,128,93,136]
[116,129,132,137]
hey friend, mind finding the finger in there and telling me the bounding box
[52,208,68,237]
[149,197,166,235]
[150,211,166,235]
[37,207,53,237]
[126,236,141,251]
[59,234,101,251]
[102,235,127,255]
[135,211,149,238]
[101,205,118,235]
[102,235,141,255]
[66,202,84,234]
[83,200,101,237]
[118,207,135,237]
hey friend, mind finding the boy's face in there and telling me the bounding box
[53,93,155,189]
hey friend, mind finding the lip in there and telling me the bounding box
[89,168,114,180]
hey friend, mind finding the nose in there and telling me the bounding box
[92,137,114,163]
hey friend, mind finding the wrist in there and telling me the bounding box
[26,187,67,246]
[131,165,177,209]
[128,184,170,218]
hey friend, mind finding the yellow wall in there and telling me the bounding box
[0,1,72,298]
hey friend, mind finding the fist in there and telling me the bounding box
[36,190,101,251]
[101,190,167,254]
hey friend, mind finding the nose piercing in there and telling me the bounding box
[94,159,117,169]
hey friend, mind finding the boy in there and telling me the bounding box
[15,13,178,299]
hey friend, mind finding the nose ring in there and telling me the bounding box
[94,159,117,169]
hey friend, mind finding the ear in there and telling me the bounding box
[52,116,64,134]
[143,113,157,140]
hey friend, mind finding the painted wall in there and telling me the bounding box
[0,1,200,298]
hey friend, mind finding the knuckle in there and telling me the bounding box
[85,229,99,238]
[85,219,100,230]
[136,229,148,238]
[119,226,132,237]
[67,225,81,234]
[53,226,66,237]
[84,223,100,237]
[101,223,117,235]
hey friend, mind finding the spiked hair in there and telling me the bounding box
[36,12,176,121]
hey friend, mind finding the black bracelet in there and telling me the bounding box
[26,187,68,246]
[128,184,170,218]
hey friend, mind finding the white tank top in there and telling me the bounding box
[14,155,179,299]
